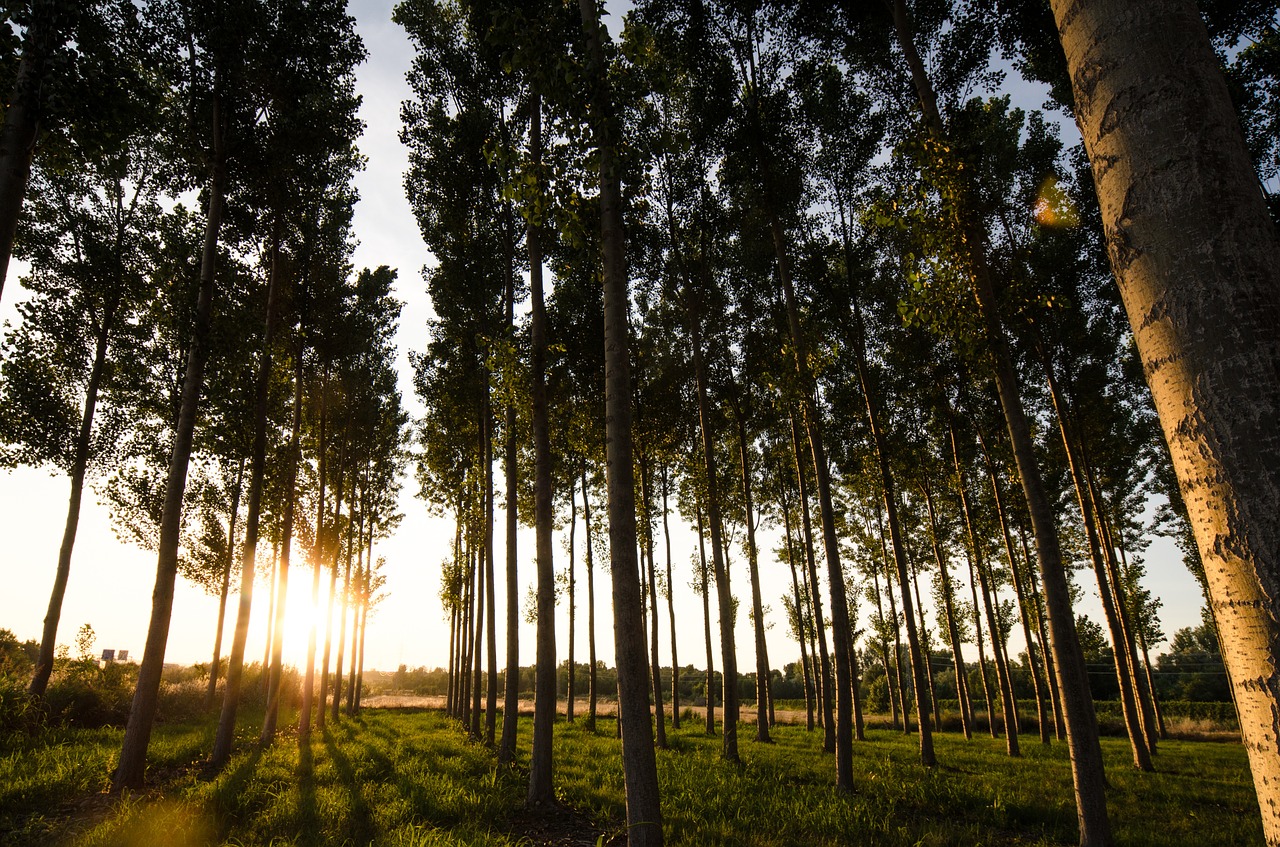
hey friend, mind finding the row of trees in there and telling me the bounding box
[0,0,407,788]
[398,1,1280,846]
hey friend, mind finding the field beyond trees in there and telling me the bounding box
[1,707,1260,847]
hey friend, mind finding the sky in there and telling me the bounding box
[0,0,1207,682]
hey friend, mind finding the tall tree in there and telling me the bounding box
[1051,0,1280,840]
[3,110,163,698]
[577,0,663,841]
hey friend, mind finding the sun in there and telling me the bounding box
[271,570,338,670]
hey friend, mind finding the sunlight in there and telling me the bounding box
[272,572,336,670]
[1033,175,1081,228]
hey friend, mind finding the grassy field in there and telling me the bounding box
[0,707,1262,846]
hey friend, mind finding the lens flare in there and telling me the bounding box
[1034,176,1081,228]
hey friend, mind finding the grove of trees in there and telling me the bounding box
[2,1,1278,846]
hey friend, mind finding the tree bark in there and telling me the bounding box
[583,467,599,732]
[499,229,520,759]
[922,481,973,739]
[790,413,834,751]
[696,502,716,735]
[662,465,680,730]
[205,458,245,710]
[579,0,663,838]
[526,91,558,805]
[113,89,224,791]
[299,378,329,745]
[688,301,738,761]
[640,450,668,748]
[734,404,772,743]
[30,296,117,698]
[213,227,282,767]
[261,331,306,745]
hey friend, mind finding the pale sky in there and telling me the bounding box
[0,0,1206,682]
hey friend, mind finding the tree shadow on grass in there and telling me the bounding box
[296,743,319,846]
[322,728,376,844]
[206,746,263,841]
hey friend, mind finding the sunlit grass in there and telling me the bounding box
[2,708,1262,846]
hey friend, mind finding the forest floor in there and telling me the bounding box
[0,706,1263,847]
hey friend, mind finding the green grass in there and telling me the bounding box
[0,708,1262,847]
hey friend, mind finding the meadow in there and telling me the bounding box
[0,707,1262,847]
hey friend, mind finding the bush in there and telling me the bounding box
[43,660,137,727]
[0,674,40,731]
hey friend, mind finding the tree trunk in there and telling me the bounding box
[873,513,908,732]
[697,503,716,735]
[768,181,853,790]
[908,555,941,736]
[781,496,816,733]
[30,296,117,698]
[261,331,306,745]
[1046,3,1280,822]
[568,481,577,723]
[113,90,224,792]
[205,458,245,710]
[526,91,558,806]
[319,453,347,731]
[463,524,478,731]
[1116,530,1168,740]
[662,465,680,730]
[922,481,973,739]
[583,467,599,732]
[332,479,358,724]
[1039,357,1151,769]
[734,404,772,743]
[1088,466,1158,754]
[213,227,283,767]
[346,536,363,715]
[578,0,663,838]
[894,0,1111,836]
[989,465,1051,746]
[638,446,667,748]
[499,229,520,758]
[1020,525,1065,739]
[978,539,1020,756]
[687,300,738,761]
[862,386,933,762]
[354,549,369,713]
[261,541,278,695]
[299,379,329,745]
[790,413,835,751]
[0,0,58,302]
[471,506,484,739]
[484,389,498,745]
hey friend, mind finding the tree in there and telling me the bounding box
[577,0,663,841]
[112,0,236,789]
[2,121,162,698]
[1050,1,1280,840]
